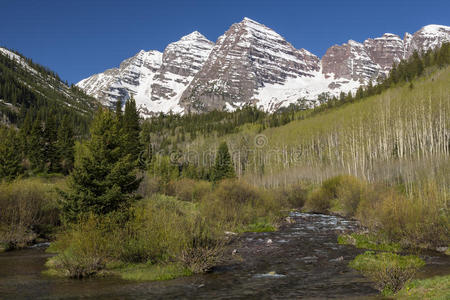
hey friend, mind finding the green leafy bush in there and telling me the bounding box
[200,179,283,232]
[304,175,366,215]
[46,214,112,278]
[274,183,309,208]
[349,251,425,295]
[356,182,449,249]
[47,194,227,279]
[0,178,61,249]
[304,188,331,213]
[170,178,211,202]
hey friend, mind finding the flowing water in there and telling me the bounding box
[1,212,448,299]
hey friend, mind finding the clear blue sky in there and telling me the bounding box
[1,0,448,84]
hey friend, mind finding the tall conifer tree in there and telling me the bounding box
[0,127,23,180]
[61,109,141,221]
[122,97,142,162]
[212,142,236,182]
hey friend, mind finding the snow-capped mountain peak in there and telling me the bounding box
[77,49,163,107]
[180,31,207,41]
[178,17,321,112]
[77,31,214,115]
[77,22,450,115]
[421,24,450,35]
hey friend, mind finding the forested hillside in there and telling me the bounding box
[0,47,97,134]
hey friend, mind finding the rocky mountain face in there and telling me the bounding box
[322,24,450,83]
[77,20,450,115]
[77,50,163,111]
[179,17,321,112]
[77,31,214,115]
[148,31,214,114]
[405,24,450,57]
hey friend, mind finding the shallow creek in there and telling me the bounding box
[0,212,448,299]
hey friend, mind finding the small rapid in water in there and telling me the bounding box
[0,212,448,299]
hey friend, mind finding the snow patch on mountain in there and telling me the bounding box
[0,47,38,75]
[254,70,360,111]
[77,50,163,111]
[77,21,450,116]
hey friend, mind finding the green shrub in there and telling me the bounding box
[335,176,366,216]
[274,183,309,208]
[304,188,331,213]
[0,178,61,249]
[137,175,161,197]
[321,175,366,216]
[214,179,260,206]
[356,183,449,248]
[178,222,226,274]
[46,194,227,278]
[47,214,112,278]
[349,251,425,295]
[304,175,366,215]
[199,180,283,232]
[170,178,211,202]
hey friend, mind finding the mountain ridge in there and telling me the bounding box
[76,19,450,115]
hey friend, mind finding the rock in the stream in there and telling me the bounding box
[266,239,273,245]
[253,271,286,278]
[329,256,344,262]
[224,231,237,236]
[285,217,295,224]
[436,246,448,253]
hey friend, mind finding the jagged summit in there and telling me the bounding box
[240,17,264,25]
[178,16,321,112]
[180,31,207,41]
[239,17,285,40]
[77,22,450,115]
[77,30,214,114]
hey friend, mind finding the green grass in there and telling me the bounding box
[349,251,425,295]
[396,275,450,299]
[240,220,276,233]
[111,262,192,281]
[0,242,8,252]
[338,233,402,252]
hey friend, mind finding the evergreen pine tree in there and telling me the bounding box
[115,99,123,126]
[122,97,142,163]
[19,110,33,162]
[0,127,23,181]
[42,115,58,172]
[60,109,141,221]
[56,116,75,174]
[28,118,44,171]
[212,142,236,182]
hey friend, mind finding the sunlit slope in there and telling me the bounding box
[245,66,449,185]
